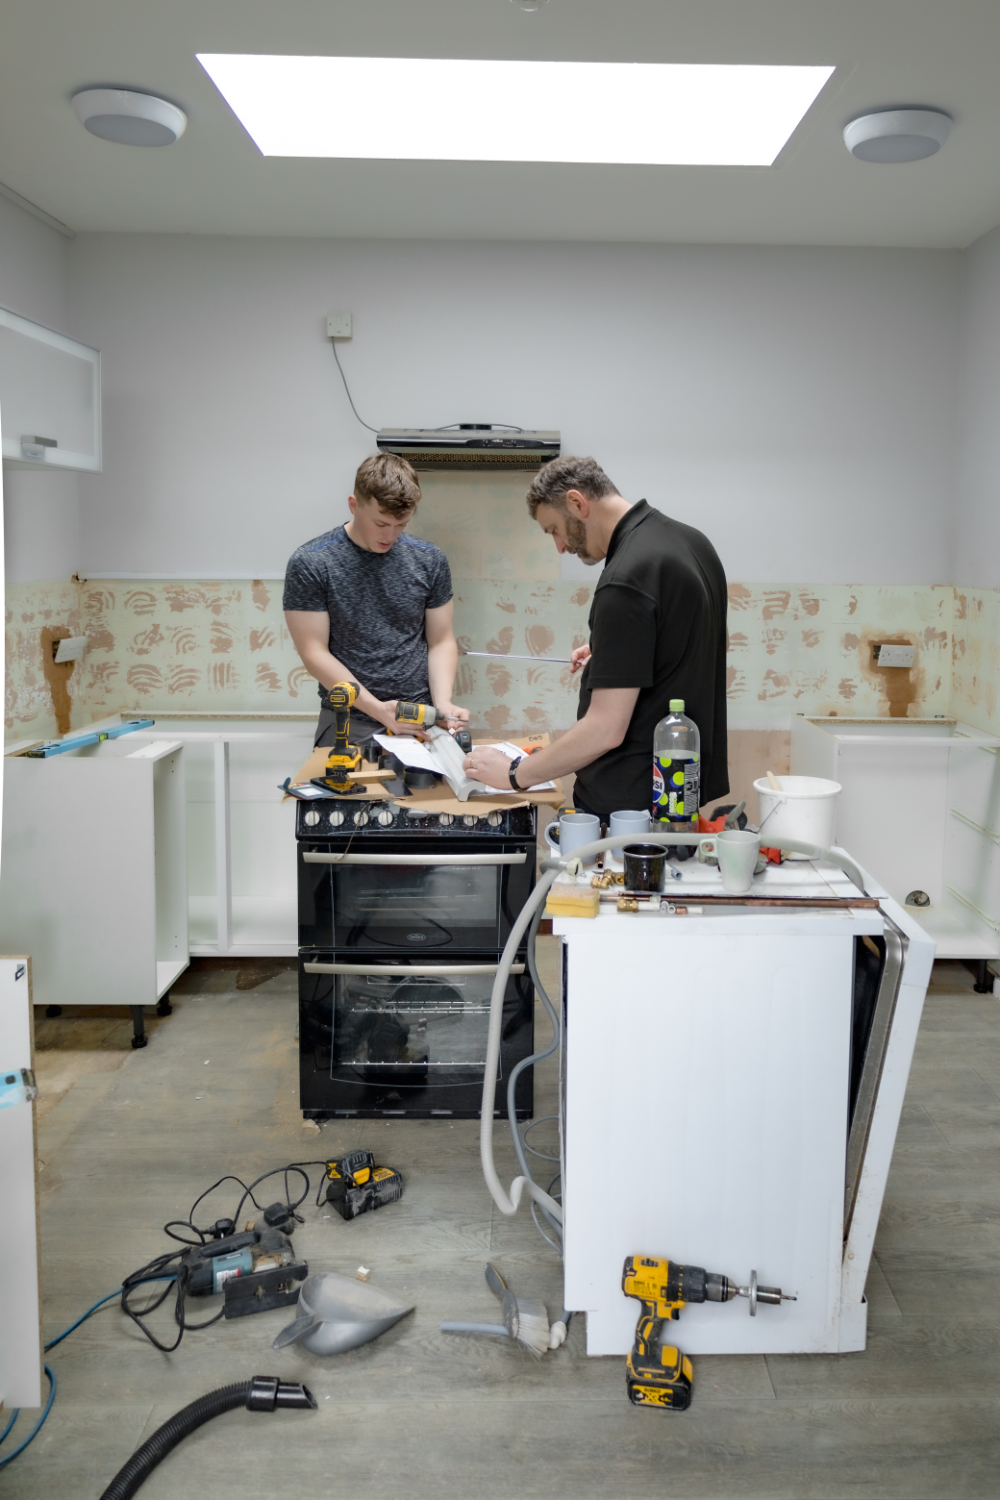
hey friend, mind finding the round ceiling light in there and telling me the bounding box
[843,108,951,164]
[71,88,187,147]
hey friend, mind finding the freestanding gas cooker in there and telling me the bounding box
[296,797,537,1119]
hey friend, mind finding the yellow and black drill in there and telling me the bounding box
[312,682,366,794]
[622,1254,795,1411]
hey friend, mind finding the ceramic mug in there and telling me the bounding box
[697,829,761,894]
[608,809,650,841]
[623,843,667,893]
[544,811,601,863]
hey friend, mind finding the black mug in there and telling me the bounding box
[623,843,667,893]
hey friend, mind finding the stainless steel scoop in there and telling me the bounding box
[273,1272,413,1356]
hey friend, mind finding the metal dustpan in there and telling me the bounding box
[273,1272,413,1356]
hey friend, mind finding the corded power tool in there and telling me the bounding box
[622,1254,796,1410]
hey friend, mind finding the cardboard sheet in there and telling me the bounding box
[286,731,565,815]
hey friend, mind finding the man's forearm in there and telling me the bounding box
[297,642,390,724]
[513,712,625,786]
[427,637,458,709]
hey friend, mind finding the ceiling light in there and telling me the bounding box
[71,88,187,147]
[510,0,549,10]
[843,108,951,164]
[197,56,834,166]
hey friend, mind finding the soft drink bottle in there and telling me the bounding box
[652,699,700,830]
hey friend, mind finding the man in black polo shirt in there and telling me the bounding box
[463,455,728,818]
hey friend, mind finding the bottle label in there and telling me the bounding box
[652,754,700,825]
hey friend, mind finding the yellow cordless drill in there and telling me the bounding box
[622,1254,795,1411]
[313,682,366,794]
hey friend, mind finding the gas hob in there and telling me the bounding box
[295,800,534,839]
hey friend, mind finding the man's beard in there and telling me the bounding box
[565,515,599,565]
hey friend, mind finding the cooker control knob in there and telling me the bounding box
[462,814,479,826]
[353,810,369,827]
[437,813,454,827]
[327,809,346,827]
[303,810,321,827]
[376,808,394,826]
[487,811,504,828]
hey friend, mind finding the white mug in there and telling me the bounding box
[697,829,760,894]
[609,809,650,841]
[544,811,601,864]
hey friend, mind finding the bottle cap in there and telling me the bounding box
[669,699,685,712]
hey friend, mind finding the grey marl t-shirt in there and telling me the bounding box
[282,525,453,705]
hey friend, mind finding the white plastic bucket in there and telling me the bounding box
[752,775,841,858]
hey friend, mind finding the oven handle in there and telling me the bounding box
[301,851,527,866]
[302,962,526,976]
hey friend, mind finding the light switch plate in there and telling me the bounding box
[326,311,352,338]
[873,643,915,668]
[53,635,87,664]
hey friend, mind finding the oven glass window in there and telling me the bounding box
[332,864,501,949]
[332,971,494,1087]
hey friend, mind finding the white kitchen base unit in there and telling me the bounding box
[0,739,188,1047]
[555,854,935,1356]
[791,716,1000,969]
[0,956,41,1409]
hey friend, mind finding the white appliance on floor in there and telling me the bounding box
[554,855,934,1355]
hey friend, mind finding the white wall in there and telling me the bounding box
[0,194,80,584]
[68,235,962,584]
[955,222,1000,590]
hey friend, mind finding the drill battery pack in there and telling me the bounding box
[323,1150,404,1221]
[625,1345,694,1410]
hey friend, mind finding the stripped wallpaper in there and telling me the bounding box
[5,473,999,764]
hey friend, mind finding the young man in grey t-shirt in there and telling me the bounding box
[283,453,469,747]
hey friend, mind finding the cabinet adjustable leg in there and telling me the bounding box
[974,960,993,994]
[131,1006,148,1049]
[156,993,173,1017]
[45,1005,63,1018]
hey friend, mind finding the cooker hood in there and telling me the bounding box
[376,425,560,470]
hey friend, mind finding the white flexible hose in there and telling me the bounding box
[478,830,867,1223]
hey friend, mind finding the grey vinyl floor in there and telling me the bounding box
[5,953,1000,1499]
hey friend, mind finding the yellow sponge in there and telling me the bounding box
[545,883,601,919]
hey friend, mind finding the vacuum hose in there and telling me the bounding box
[99,1377,316,1500]
[479,831,868,1227]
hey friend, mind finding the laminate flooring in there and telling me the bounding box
[6,954,999,1499]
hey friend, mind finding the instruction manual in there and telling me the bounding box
[375,730,555,802]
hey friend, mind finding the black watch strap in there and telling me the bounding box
[508,755,524,791]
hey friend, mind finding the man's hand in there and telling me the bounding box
[370,699,399,732]
[569,645,592,675]
[435,702,471,730]
[463,746,516,789]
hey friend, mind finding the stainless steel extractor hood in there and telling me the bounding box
[376,425,560,470]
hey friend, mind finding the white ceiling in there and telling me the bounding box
[3,0,1000,246]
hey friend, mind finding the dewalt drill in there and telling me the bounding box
[622,1254,795,1411]
[312,682,366,794]
[394,701,472,753]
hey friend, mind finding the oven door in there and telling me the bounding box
[297,840,535,951]
[298,954,534,1118]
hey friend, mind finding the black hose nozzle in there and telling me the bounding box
[100,1376,316,1500]
[247,1375,317,1411]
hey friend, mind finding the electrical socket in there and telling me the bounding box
[326,311,352,339]
[53,635,88,664]
[873,643,915,669]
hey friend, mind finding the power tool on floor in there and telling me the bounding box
[394,701,472,753]
[312,681,367,794]
[184,1207,308,1319]
[321,1148,404,1221]
[622,1254,796,1410]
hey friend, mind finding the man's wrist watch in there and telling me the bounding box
[508,755,524,791]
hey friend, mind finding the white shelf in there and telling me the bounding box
[189,895,297,957]
[906,900,999,961]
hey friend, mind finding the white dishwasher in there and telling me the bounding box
[553,855,934,1356]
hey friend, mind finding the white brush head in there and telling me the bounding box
[505,1295,550,1357]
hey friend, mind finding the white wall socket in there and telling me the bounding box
[873,643,915,668]
[53,635,88,664]
[326,311,352,339]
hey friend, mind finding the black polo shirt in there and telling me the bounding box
[573,501,729,818]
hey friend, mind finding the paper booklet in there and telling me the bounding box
[373,729,555,803]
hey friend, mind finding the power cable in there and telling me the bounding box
[331,340,379,433]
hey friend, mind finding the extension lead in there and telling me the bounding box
[477,830,870,1348]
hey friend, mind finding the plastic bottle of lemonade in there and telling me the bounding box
[652,699,701,830]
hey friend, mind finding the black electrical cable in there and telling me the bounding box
[331,340,379,433]
[98,1376,316,1500]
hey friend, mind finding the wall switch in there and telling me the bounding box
[326,311,352,339]
[873,643,915,668]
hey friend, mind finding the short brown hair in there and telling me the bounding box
[526,456,619,517]
[354,453,421,518]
